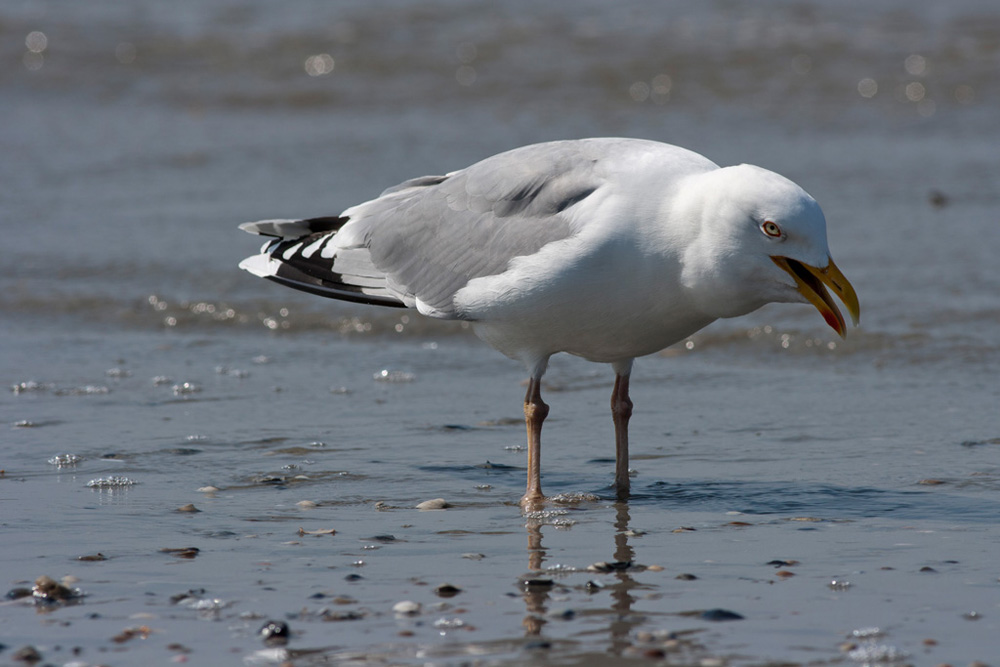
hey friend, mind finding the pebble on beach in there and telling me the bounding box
[587,561,633,573]
[416,498,450,510]
[159,547,200,559]
[392,600,421,616]
[258,620,290,645]
[32,575,80,603]
[11,646,42,663]
[77,553,107,562]
[435,583,462,598]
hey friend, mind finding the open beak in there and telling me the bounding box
[770,256,860,338]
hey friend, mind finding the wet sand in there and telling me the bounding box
[4,321,999,665]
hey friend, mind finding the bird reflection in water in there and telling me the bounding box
[519,500,643,655]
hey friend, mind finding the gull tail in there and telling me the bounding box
[238,216,406,308]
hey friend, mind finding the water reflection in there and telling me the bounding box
[520,500,643,656]
[608,501,641,657]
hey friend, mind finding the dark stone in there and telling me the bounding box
[701,608,744,621]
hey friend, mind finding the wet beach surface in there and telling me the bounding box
[3,1,1000,665]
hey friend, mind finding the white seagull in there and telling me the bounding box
[239,138,860,507]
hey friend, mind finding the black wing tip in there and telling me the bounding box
[263,274,406,309]
[239,216,349,238]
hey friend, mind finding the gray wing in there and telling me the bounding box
[239,140,606,318]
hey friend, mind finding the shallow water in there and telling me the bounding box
[3,1,1000,665]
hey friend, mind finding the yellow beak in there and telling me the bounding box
[770,256,861,338]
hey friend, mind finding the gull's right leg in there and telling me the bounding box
[521,375,548,508]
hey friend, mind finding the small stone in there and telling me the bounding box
[435,584,462,598]
[111,625,153,644]
[922,638,938,646]
[32,575,77,602]
[919,479,947,485]
[169,589,205,604]
[920,566,938,573]
[198,486,220,493]
[462,553,485,560]
[259,620,290,645]
[675,573,698,581]
[297,500,317,508]
[700,608,744,621]
[7,587,32,600]
[12,645,42,663]
[176,504,200,513]
[587,561,632,573]
[159,547,200,559]
[671,526,696,533]
[928,190,949,208]
[77,553,107,562]
[392,600,421,616]
[766,559,799,567]
[584,580,604,591]
[521,578,554,589]
[322,610,364,621]
[297,527,336,536]
[775,570,795,578]
[646,564,664,572]
[962,611,982,621]
[416,498,450,510]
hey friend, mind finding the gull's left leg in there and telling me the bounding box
[611,360,634,498]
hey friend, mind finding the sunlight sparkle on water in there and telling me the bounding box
[904,54,926,76]
[857,78,878,98]
[304,54,334,77]
[26,31,47,53]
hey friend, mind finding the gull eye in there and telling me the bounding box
[762,221,782,238]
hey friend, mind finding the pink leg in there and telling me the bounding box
[521,376,548,507]
[611,372,633,498]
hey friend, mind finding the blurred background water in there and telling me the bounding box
[2,1,999,665]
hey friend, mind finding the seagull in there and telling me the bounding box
[238,138,860,507]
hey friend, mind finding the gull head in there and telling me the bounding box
[677,163,860,336]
